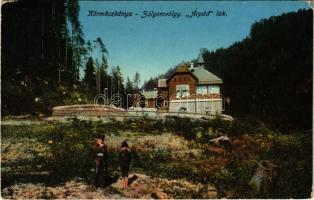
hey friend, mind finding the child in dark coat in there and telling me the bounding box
[93,134,107,187]
[119,141,132,188]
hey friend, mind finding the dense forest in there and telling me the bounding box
[2,0,84,115]
[144,9,313,131]
[204,9,312,131]
[1,0,140,115]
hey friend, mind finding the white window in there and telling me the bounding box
[176,84,189,98]
[196,85,220,94]
[196,85,207,95]
[208,85,220,94]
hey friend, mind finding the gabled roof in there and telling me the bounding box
[190,67,223,84]
[142,90,158,99]
[158,79,167,88]
[166,65,198,83]
[166,62,223,85]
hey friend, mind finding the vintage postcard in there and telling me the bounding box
[1,0,313,199]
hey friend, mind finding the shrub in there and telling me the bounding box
[139,148,172,178]
[152,119,164,132]
[229,118,247,136]
[46,121,95,181]
[269,133,312,198]
[210,167,235,190]
[164,116,176,131]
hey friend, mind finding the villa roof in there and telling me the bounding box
[166,65,198,83]
[190,67,223,84]
[166,53,222,85]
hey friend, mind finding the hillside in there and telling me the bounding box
[143,9,313,131]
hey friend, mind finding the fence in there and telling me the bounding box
[52,104,233,120]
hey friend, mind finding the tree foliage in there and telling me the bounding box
[111,65,125,95]
[133,71,141,89]
[1,0,87,115]
[202,9,312,130]
[1,0,131,114]
[125,77,133,93]
[143,77,158,91]
[83,57,96,91]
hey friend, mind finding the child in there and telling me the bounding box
[119,141,132,188]
[93,134,107,187]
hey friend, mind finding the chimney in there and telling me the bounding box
[190,62,194,69]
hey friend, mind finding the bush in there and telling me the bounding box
[269,133,312,198]
[210,116,229,133]
[46,120,95,181]
[139,147,172,178]
[229,118,247,136]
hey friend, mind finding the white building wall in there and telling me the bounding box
[169,98,223,114]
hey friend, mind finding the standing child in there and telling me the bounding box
[93,134,107,187]
[119,141,132,188]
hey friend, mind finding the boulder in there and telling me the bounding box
[203,185,217,199]
[210,136,230,146]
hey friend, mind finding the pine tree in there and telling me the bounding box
[125,77,133,93]
[83,57,96,91]
[111,66,124,95]
[133,71,141,89]
[100,54,109,91]
[93,37,109,92]
[125,76,134,109]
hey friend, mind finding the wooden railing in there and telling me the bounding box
[51,104,233,121]
[52,104,125,117]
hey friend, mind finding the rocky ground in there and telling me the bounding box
[2,173,217,199]
[1,126,218,199]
